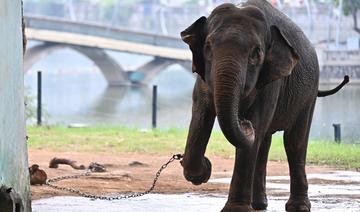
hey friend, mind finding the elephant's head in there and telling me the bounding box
[181,4,298,149]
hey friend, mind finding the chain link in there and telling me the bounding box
[45,154,183,200]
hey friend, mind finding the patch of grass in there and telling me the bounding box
[27,126,360,169]
[269,137,360,169]
[307,141,360,169]
[27,126,187,153]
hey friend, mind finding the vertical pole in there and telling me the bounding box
[332,123,341,143]
[152,85,157,129]
[304,0,313,39]
[37,71,42,126]
[335,0,343,48]
[327,0,333,47]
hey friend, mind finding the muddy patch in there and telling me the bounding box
[29,151,358,210]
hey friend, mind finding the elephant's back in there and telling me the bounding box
[244,0,313,52]
[245,0,319,131]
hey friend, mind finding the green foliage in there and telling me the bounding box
[24,90,37,121]
[332,0,360,16]
[24,89,50,124]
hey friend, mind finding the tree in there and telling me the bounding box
[334,0,360,34]
[345,0,360,34]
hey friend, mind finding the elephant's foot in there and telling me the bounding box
[182,156,212,185]
[221,202,252,212]
[285,197,311,212]
[251,194,268,210]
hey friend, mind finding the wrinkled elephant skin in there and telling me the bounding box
[180,0,348,211]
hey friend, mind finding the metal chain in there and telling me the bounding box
[45,154,183,200]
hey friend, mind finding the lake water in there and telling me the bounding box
[25,44,360,143]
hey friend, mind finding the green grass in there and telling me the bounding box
[27,126,360,169]
[269,136,360,169]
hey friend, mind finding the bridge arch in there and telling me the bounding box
[24,42,193,86]
[130,57,193,85]
[24,42,131,86]
[24,16,195,85]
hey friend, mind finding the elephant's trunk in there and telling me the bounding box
[213,56,255,149]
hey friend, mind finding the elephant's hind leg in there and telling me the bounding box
[252,133,272,210]
[283,103,315,212]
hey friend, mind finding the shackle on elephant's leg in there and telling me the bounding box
[239,120,255,143]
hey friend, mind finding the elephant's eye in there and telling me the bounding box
[249,47,261,65]
[204,41,212,59]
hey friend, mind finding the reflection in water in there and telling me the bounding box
[25,46,359,142]
[25,59,194,128]
[312,84,360,143]
[90,86,130,116]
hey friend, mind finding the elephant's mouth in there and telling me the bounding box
[239,119,255,143]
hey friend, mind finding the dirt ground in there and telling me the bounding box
[28,150,335,200]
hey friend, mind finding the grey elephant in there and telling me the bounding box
[180,0,349,211]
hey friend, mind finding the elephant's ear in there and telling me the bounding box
[181,16,207,81]
[257,25,299,88]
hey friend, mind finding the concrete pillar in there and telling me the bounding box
[137,57,177,84]
[0,0,31,211]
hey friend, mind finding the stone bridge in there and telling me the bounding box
[24,16,360,85]
[24,15,192,86]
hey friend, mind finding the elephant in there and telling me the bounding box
[180,1,349,211]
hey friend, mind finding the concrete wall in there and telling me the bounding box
[0,0,31,211]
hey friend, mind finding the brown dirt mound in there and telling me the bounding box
[28,150,334,200]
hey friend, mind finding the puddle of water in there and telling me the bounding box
[266,182,360,196]
[32,171,360,211]
[265,171,360,183]
[209,171,360,199]
[32,194,360,212]
[32,194,226,212]
[210,171,360,184]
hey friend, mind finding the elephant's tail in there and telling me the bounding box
[317,75,349,97]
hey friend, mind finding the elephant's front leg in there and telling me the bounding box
[222,130,271,212]
[222,85,281,211]
[252,133,272,210]
[221,140,261,211]
[181,78,216,185]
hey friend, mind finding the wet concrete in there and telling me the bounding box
[211,171,360,197]
[32,171,360,211]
